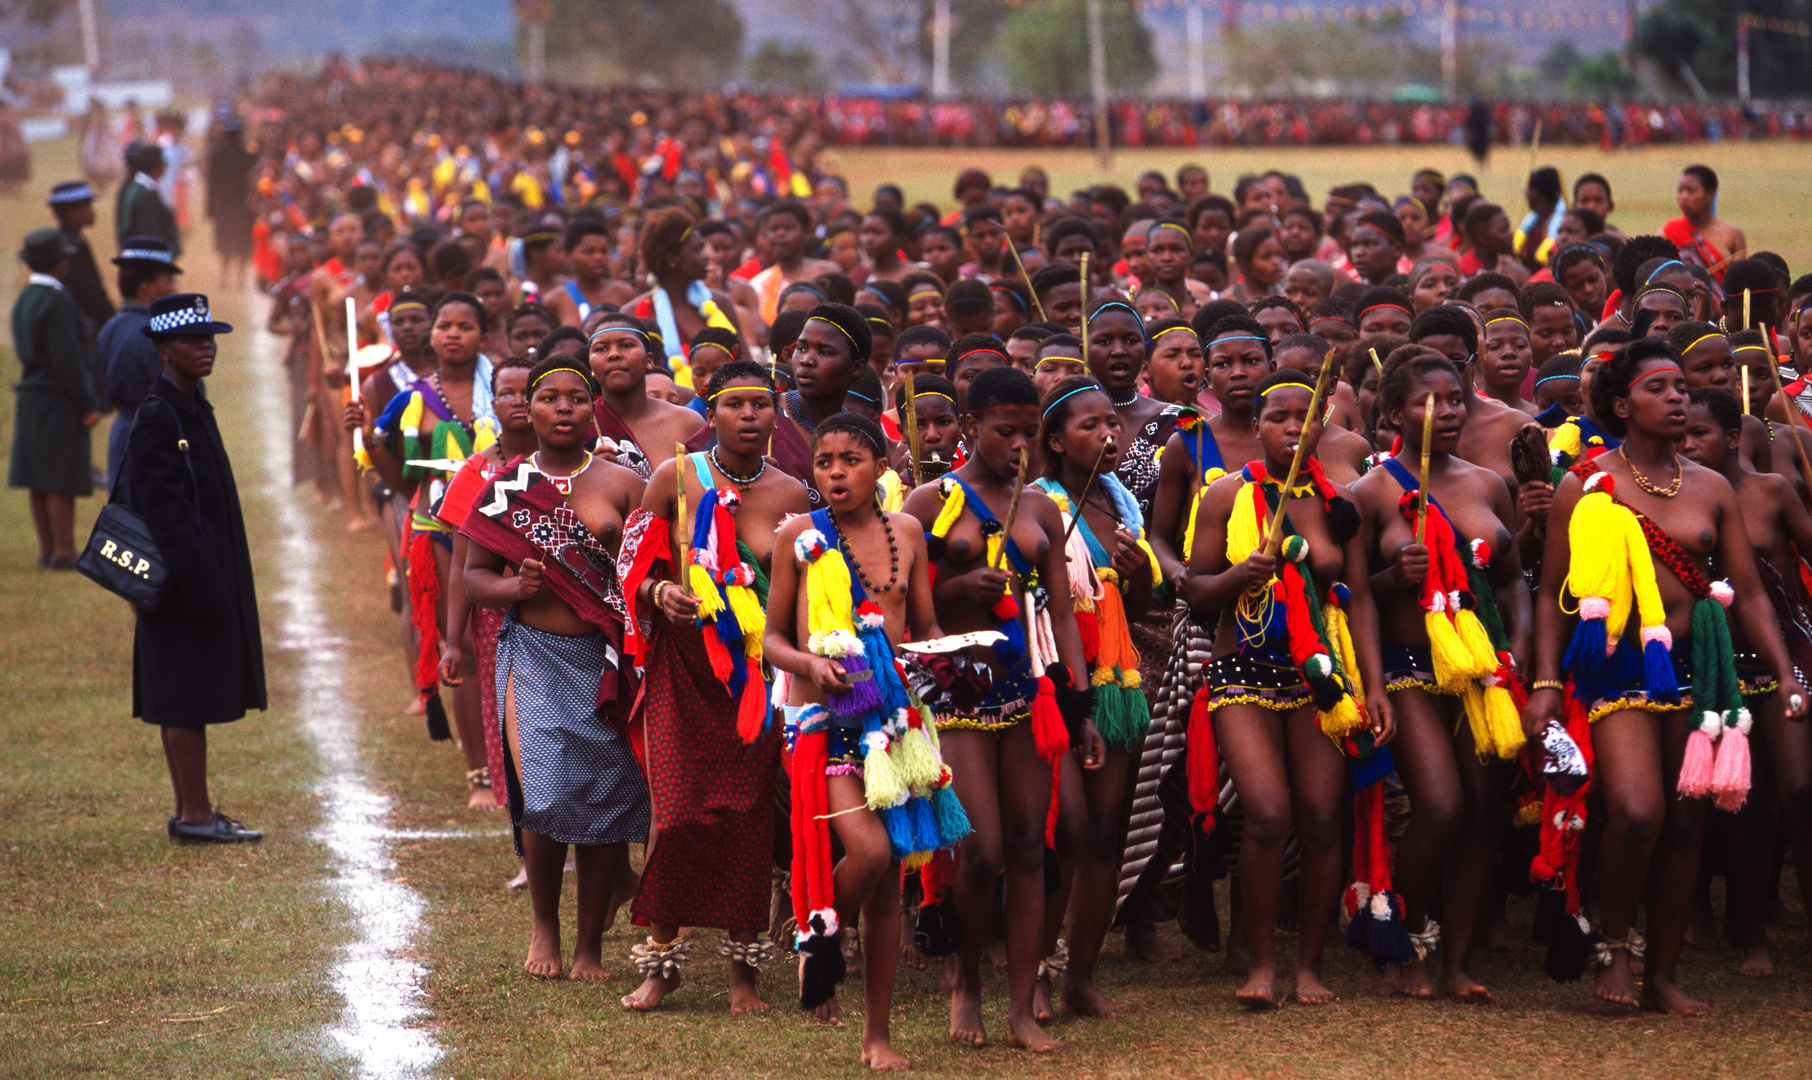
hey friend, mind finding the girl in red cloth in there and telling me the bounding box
[617,361,810,1014]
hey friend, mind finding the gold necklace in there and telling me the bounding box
[534,450,594,495]
[1618,447,1682,498]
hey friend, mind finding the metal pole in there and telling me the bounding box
[1087,0,1110,171]
[78,0,100,71]
[1440,1,1457,100]
[1737,17,1751,105]
[931,0,952,99]
[526,21,545,83]
[1186,1,1206,99]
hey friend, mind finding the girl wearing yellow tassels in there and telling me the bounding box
[766,412,969,1071]
[1350,351,1531,1004]
[1031,377,1159,1022]
[1185,367,1393,1010]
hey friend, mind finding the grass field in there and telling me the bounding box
[2,134,1812,1079]
[828,143,1812,275]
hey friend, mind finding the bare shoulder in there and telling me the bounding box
[901,478,947,519]
[651,397,706,433]
[1681,457,1736,499]
[774,511,815,552]
[772,469,810,511]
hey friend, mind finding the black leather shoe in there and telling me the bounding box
[174,813,263,844]
[167,815,179,838]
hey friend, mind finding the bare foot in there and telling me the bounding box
[569,952,609,982]
[1292,969,1338,1005]
[948,979,986,1047]
[899,920,928,971]
[346,516,376,533]
[1593,952,1638,1007]
[940,956,958,994]
[505,863,529,890]
[466,786,493,810]
[524,921,562,978]
[1739,946,1776,978]
[983,937,1007,968]
[1236,964,1277,1011]
[1061,977,1131,1018]
[1004,1013,1061,1053]
[621,971,680,1011]
[844,928,865,978]
[808,995,843,1026]
[1640,978,1710,1016]
[603,865,639,933]
[406,695,426,715]
[1124,920,1183,962]
[862,1035,909,1072]
[1224,932,1251,977]
[1389,958,1435,999]
[728,977,771,1015]
[1438,970,1494,1003]
[1032,975,1055,1023]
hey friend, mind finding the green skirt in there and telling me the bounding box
[8,387,94,495]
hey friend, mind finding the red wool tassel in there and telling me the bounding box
[1044,758,1061,848]
[700,627,735,683]
[1272,566,1324,671]
[736,678,767,745]
[992,593,1020,621]
[1531,696,1594,913]
[1074,609,1100,663]
[1186,683,1218,834]
[1030,675,1068,762]
[789,729,834,934]
[407,529,442,697]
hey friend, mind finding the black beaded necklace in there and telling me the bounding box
[828,501,900,594]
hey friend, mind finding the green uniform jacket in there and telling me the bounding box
[8,280,99,494]
[117,178,180,257]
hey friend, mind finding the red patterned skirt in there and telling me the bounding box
[473,606,506,807]
[630,617,780,934]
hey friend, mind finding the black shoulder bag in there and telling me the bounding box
[77,408,194,610]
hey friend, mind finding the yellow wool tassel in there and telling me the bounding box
[1565,488,1635,641]
[1322,600,1367,731]
[805,548,855,638]
[1137,537,1161,589]
[879,469,905,512]
[1224,480,1265,568]
[894,724,942,790]
[1479,684,1527,758]
[863,738,907,810]
[725,584,766,660]
[1424,608,1475,692]
[1182,466,1226,562]
[1452,608,1503,681]
[903,850,933,871]
[1318,694,1364,739]
[1622,506,1669,638]
[930,478,965,540]
[1549,418,1582,464]
[690,563,725,620]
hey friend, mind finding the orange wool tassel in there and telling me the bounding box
[1092,581,1139,673]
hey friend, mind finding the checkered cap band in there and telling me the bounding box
[49,183,94,204]
[149,298,216,333]
[118,247,174,265]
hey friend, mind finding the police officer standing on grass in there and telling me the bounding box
[8,228,100,568]
[117,143,180,258]
[125,293,265,844]
[48,180,115,333]
[96,236,180,484]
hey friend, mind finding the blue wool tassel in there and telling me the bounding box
[1349,744,1397,792]
[1367,892,1416,969]
[906,795,942,854]
[1562,620,1608,705]
[1344,904,1374,952]
[880,804,916,860]
[860,625,913,716]
[1642,636,1679,703]
[932,785,973,846]
[992,613,1029,674]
